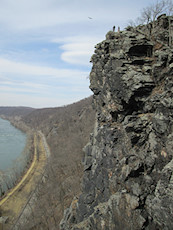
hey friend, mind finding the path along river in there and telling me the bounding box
[0,117,26,171]
[0,131,49,230]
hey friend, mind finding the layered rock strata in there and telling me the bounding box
[60,15,173,230]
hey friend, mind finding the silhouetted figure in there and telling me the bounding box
[113,26,115,32]
[118,26,120,32]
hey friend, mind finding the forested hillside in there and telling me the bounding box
[0,107,35,117]
[0,96,95,229]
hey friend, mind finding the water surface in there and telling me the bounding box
[0,118,26,171]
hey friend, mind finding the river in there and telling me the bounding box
[0,117,27,171]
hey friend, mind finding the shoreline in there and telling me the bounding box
[0,133,37,206]
[0,117,33,198]
[0,131,48,229]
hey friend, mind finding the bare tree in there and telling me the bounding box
[127,0,173,44]
[140,6,152,25]
[140,0,173,24]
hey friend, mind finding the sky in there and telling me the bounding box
[0,0,156,108]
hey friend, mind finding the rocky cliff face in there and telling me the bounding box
[60,15,173,230]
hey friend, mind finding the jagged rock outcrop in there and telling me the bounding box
[60,15,173,230]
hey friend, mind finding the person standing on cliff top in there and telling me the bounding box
[113,26,115,32]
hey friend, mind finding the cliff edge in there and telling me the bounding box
[60,15,173,230]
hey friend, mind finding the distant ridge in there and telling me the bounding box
[0,106,35,117]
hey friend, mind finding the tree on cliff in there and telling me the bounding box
[128,0,173,45]
[139,0,173,25]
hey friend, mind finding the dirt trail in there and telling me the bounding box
[0,131,48,230]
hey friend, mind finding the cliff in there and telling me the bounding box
[60,15,173,230]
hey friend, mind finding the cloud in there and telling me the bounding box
[0,80,47,93]
[0,0,144,31]
[0,92,79,108]
[0,56,92,107]
[0,0,154,107]
[61,51,92,66]
[60,42,94,66]
[0,88,92,108]
[0,57,88,79]
[53,35,103,66]
[0,0,94,30]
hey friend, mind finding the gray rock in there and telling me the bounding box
[0,216,8,224]
[60,15,173,230]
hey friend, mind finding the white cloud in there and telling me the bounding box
[0,57,88,79]
[52,35,103,44]
[0,81,47,92]
[61,51,92,66]
[0,0,145,31]
[0,90,92,108]
[0,78,91,94]
[60,42,94,66]
[52,35,103,66]
[0,0,94,30]
[0,0,154,107]
[0,56,92,107]
[0,92,68,108]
